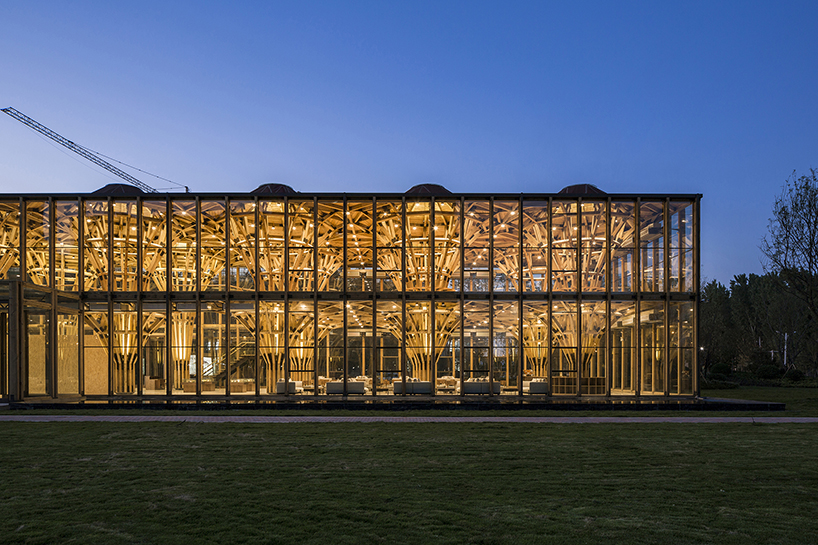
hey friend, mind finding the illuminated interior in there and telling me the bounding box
[0,184,699,400]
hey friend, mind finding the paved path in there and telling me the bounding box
[0,415,816,423]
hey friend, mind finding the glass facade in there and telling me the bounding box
[0,190,700,400]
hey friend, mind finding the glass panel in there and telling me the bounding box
[434,200,460,292]
[434,246,460,291]
[669,201,694,292]
[405,200,431,291]
[376,248,402,292]
[344,200,374,292]
[229,248,254,291]
[316,201,343,292]
[522,301,549,390]
[201,201,226,291]
[142,201,167,292]
[611,302,636,394]
[54,201,80,291]
[375,200,403,293]
[522,248,547,292]
[494,200,519,247]
[288,201,314,291]
[57,314,79,395]
[493,301,519,392]
[463,201,490,294]
[640,301,664,394]
[405,301,431,381]
[318,245,343,292]
[463,247,490,292]
[434,301,459,393]
[493,247,519,292]
[551,201,577,293]
[522,201,549,247]
[669,302,694,394]
[317,301,342,389]
[347,200,373,248]
[258,248,285,292]
[463,201,490,247]
[201,303,225,393]
[580,300,606,394]
[551,248,576,292]
[26,310,50,395]
[406,200,431,239]
[259,300,285,394]
[640,201,664,292]
[375,200,403,247]
[26,201,50,287]
[142,303,166,394]
[288,299,315,388]
[522,201,549,293]
[463,301,489,385]
[171,201,197,291]
[0,201,21,281]
[111,201,138,292]
[551,301,577,394]
[375,300,403,394]
[348,301,373,390]
[346,248,373,292]
[112,303,138,394]
[405,246,431,291]
[201,200,226,244]
[581,201,606,292]
[229,302,256,394]
[229,200,256,291]
[259,200,285,248]
[258,201,285,291]
[611,201,635,293]
[172,303,198,393]
[83,303,109,395]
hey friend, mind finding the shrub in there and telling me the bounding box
[751,347,772,365]
[784,368,805,382]
[756,364,783,379]
[710,362,731,376]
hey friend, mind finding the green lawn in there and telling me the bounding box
[2,420,817,544]
[700,386,818,415]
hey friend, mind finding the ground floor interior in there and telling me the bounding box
[1,282,697,402]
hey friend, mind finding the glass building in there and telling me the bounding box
[0,182,699,401]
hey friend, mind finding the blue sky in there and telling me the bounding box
[1,1,816,284]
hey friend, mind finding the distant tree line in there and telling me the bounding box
[700,273,816,382]
[701,168,818,384]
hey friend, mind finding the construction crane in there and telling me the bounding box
[2,106,159,193]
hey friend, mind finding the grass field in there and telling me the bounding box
[2,387,816,544]
[2,392,818,544]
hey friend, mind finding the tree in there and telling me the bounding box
[761,168,818,321]
[699,279,735,374]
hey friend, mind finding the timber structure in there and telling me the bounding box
[0,182,700,402]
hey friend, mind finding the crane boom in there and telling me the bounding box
[1,107,157,193]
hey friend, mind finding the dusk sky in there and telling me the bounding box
[1,1,816,285]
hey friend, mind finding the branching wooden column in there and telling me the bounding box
[171,313,194,390]
[112,309,138,393]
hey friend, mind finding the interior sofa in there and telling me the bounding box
[274,379,304,394]
[393,378,433,394]
[528,378,549,394]
[458,378,501,394]
[326,381,367,394]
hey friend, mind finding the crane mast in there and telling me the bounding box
[1,107,158,193]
